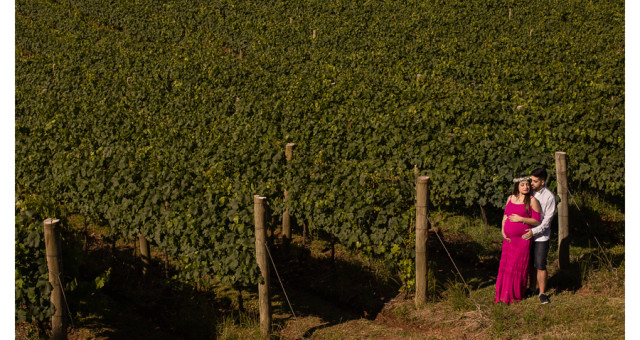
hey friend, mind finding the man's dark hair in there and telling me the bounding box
[531,168,548,181]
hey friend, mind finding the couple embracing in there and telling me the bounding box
[495,168,556,305]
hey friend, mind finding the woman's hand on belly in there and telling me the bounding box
[502,229,511,242]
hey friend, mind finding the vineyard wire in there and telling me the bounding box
[264,242,305,339]
[566,186,615,271]
[58,272,75,329]
[427,216,484,314]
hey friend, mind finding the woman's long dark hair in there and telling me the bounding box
[512,175,532,214]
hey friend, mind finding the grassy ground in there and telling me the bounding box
[16,192,624,339]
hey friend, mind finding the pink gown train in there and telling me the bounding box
[494,199,541,304]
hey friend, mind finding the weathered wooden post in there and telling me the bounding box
[415,176,429,307]
[139,234,151,275]
[282,143,296,248]
[254,195,271,337]
[44,218,66,340]
[555,152,570,271]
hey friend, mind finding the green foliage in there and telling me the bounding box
[16,0,623,287]
[15,194,109,329]
[94,268,111,290]
[15,196,62,324]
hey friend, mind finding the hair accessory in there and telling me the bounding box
[512,176,531,183]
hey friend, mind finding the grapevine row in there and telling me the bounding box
[16,0,624,292]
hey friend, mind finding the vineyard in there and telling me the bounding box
[15,0,624,337]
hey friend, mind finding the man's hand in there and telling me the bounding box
[522,229,533,240]
[508,214,523,223]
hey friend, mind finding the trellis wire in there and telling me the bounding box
[264,242,305,339]
[58,272,74,329]
[427,216,483,314]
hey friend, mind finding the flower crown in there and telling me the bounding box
[512,176,531,183]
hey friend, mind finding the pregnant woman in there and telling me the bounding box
[495,175,542,304]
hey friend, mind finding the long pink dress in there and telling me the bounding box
[494,199,541,304]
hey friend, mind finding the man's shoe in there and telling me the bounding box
[539,293,550,304]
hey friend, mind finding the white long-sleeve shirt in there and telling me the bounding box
[532,186,556,242]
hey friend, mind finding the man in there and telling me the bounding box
[522,168,556,304]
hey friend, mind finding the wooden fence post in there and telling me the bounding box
[254,195,271,337]
[555,152,570,271]
[139,234,151,275]
[415,176,430,307]
[44,218,66,340]
[282,143,295,248]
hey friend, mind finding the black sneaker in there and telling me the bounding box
[539,293,550,304]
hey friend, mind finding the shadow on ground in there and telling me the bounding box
[266,239,400,337]
[264,227,503,337]
[66,234,220,339]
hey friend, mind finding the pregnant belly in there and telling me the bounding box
[504,221,528,238]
